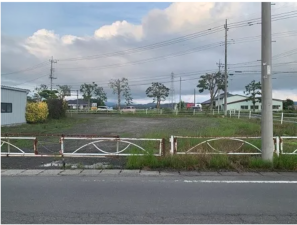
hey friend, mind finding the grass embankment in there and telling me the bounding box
[127,117,297,171]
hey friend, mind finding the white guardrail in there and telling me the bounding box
[1,135,165,157]
[170,136,281,156]
[1,135,296,157]
[67,109,297,124]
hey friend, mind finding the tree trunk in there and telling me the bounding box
[117,88,121,110]
[88,98,90,110]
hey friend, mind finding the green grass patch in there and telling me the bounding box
[1,117,89,135]
[126,154,297,171]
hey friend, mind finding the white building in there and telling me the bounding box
[202,93,283,112]
[1,86,29,126]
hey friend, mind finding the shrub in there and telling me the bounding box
[25,102,49,123]
[47,99,68,119]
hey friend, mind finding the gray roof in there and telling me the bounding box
[1,85,30,93]
[67,99,88,105]
[201,92,235,104]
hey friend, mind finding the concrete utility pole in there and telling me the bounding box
[224,19,228,116]
[171,72,175,109]
[216,60,224,113]
[76,90,79,113]
[194,89,196,106]
[49,56,57,91]
[179,77,182,111]
[261,2,274,161]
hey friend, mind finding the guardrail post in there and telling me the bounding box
[275,137,280,157]
[212,109,214,115]
[7,138,10,155]
[249,111,251,119]
[146,109,148,115]
[34,138,38,155]
[238,110,240,119]
[176,109,178,116]
[281,112,283,124]
[161,138,166,156]
[160,109,162,115]
[230,110,231,118]
[280,137,283,154]
[60,135,64,155]
[170,136,174,155]
[116,139,119,153]
[193,109,195,115]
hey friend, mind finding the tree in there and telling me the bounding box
[176,101,186,110]
[283,99,294,110]
[57,85,71,100]
[39,90,58,101]
[80,82,98,109]
[244,80,262,112]
[145,82,170,109]
[33,84,48,102]
[94,86,107,106]
[197,72,224,110]
[109,78,132,110]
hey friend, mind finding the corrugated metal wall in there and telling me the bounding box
[1,88,27,125]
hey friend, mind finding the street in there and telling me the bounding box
[1,171,297,223]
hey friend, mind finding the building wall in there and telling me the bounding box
[227,100,283,111]
[1,88,27,125]
[215,95,246,106]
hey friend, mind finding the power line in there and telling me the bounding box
[2,61,49,76]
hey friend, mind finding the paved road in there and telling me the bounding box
[2,171,297,224]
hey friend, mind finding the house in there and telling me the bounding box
[67,99,88,109]
[201,92,283,112]
[1,85,29,126]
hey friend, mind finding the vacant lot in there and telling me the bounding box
[1,114,296,170]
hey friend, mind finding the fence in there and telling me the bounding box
[1,134,165,157]
[66,109,297,124]
[169,135,280,156]
[2,134,296,157]
[280,136,297,155]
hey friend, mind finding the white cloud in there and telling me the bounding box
[2,2,297,104]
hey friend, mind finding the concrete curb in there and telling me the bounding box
[1,169,296,177]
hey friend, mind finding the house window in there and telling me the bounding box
[1,103,12,113]
[241,105,248,110]
[273,105,280,109]
[251,105,259,110]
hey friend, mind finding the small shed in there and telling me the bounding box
[1,85,29,126]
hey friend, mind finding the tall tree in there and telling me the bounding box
[33,84,48,102]
[94,86,107,106]
[109,78,132,110]
[39,90,58,101]
[80,82,98,109]
[283,99,294,110]
[146,82,170,109]
[197,72,224,110]
[57,85,71,99]
[244,80,262,112]
[177,101,186,110]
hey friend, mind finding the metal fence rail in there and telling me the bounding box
[1,135,165,157]
[280,136,297,155]
[170,135,280,156]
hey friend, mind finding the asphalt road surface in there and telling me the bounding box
[2,173,297,224]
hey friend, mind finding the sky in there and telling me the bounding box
[1,2,297,104]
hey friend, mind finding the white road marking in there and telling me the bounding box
[184,180,297,184]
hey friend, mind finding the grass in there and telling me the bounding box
[126,153,297,171]
[1,117,89,135]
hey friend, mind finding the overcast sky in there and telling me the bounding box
[1,2,297,104]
